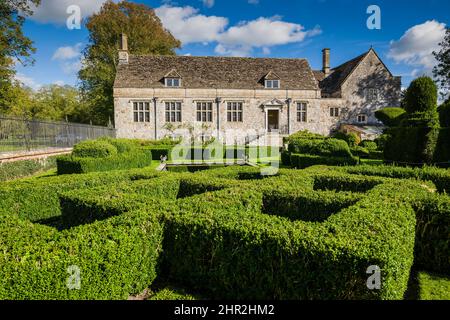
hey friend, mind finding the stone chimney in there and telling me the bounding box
[322,48,330,75]
[118,33,129,64]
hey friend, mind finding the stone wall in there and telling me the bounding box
[339,50,401,125]
[114,87,344,142]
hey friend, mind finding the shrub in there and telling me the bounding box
[0,167,159,221]
[1,165,448,300]
[333,132,360,147]
[360,140,378,151]
[401,110,441,128]
[161,179,418,299]
[375,108,407,127]
[60,177,181,228]
[0,206,165,299]
[290,154,359,169]
[72,140,118,158]
[285,130,326,143]
[384,127,440,165]
[412,194,450,274]
[281,150,291,166]
[374,134,390,152]
[289,138,353,158]
[404,76,438,114]
[335,164,450,193]
[351,146,370,158]
[434,128,450,165]
[99,137,139,154]
[439,99,450,127]
[56,150,152,175]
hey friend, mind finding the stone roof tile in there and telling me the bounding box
[114,55,319,90]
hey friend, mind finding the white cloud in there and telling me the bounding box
[388,20,447,74]
[29,0,112,24]
[216,17,321,56]
[52,43,83,61]
[214,44,253,57]
[202,0,215,8]
[61,60,83,75]
[51,43,83,75]
[262,47,271,55]
[155,5,228,45]
[156,6,321,57]
[15,73,41,90]
[248,0,260,4]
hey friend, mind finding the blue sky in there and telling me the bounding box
[14,0,450,90]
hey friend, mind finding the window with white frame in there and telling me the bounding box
[196,102,213,122]
[165,102,182,122]
[330,107,340,117]
[165,78,181,87]
[367,88,378,102]
[297,102,307,122]
[265,80,280,89]
[227,102,243,122]
[357,114,368,124]
[133,101,151,123]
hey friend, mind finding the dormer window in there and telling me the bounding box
[164,69,182,87]
[265,80,280,89]
[165,78,181,87]
[264,71,280,89]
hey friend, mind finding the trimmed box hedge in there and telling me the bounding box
[1,164,449,300]
[0,206,165,299]
[335,164,450,193]
[290,153,359,169]
[56,151,152,175]
[160,180,420,299]
[0,167,159,222]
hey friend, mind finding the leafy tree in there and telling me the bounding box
[3,83,90,123]
[31,85,88,122]
[0,81,34,117]
[79,0,181,125]
[433,27,450,98]
[0,0,40,110]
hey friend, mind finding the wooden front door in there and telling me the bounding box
[267,110,279,132]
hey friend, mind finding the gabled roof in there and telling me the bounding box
[314,48,395,97]
[317,50,370,95]
[114,55,319,90]
[164,69,182,78]
[264,71,280,80]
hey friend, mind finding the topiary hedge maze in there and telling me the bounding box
[0,165,449,300]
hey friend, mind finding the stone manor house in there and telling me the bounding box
[113,34,401,143]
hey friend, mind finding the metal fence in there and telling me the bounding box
[0,115,116,155]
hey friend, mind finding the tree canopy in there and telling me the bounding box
[78,0,181,125]
[0,0,40,110]
[433,27,450,98]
